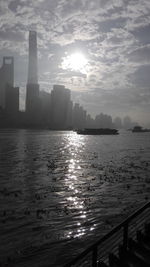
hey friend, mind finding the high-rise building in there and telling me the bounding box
[51,85,71,129]
[27,31,38,84]
[0,57,14,109]
[5,84,19,114]
[72,103,87,129]
[25,31,40,121]
[39,90,51,126]
[66,100,73,129]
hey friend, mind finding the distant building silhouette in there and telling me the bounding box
[27,31,38,84]
[0,30,137,130]
[86,114,95,128]
[114,117,122,129]
[51,85,71,129]
[0,57,14,109]
[123,116,133,129]
[26,31,40,125]
[72,103,87,129]
[5,85,19,114]
[66,99,73,129]
[123,116,138,129]
[39,90,51,127]
[95,113,113,128]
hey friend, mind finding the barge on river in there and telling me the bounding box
[132,126,150,133]
[76,128,119,135]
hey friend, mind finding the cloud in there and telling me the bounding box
[128,64,150,88]
[0,0,150,125]
[130,24,150,44]
[0,30,24,42]
[127,45,150,63]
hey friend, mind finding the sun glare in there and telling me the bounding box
[62,52,88,74]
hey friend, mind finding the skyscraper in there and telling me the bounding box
[26,31,40,123]
[27,31,38,84]
[51,85,71,129]
[0,57,14,109]
[5,85,19,114]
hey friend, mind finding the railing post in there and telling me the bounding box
[123,223,128,249]
[92,245,98,267]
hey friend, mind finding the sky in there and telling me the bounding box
[0,0,150,126]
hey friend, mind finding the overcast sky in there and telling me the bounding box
[0,0,150,126]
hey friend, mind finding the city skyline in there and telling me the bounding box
[0,0,150,126]
[0,30,138,130]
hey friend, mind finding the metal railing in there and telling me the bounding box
[64,201,150,267]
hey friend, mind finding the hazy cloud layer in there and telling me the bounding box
[0,0,150,125]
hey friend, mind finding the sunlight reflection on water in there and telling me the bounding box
[0,129,150,266]
[63,133,90,239]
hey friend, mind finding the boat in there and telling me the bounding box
[76,128,119,135]
[132,126,150,132]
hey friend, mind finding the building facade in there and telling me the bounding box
[51,85,71,129]
[0,57,14,109]
[25,31,40,125]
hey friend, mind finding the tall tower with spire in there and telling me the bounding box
[27,31,38,84]
[25,31,40,124]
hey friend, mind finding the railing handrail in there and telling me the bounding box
[64,201,150,267]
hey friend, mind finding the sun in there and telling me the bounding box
[62,52,88,74]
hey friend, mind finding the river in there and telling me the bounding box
[0,129,150,266]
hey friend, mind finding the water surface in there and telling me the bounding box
[0,129,150,266]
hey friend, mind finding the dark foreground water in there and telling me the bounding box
[0,129,150,267]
